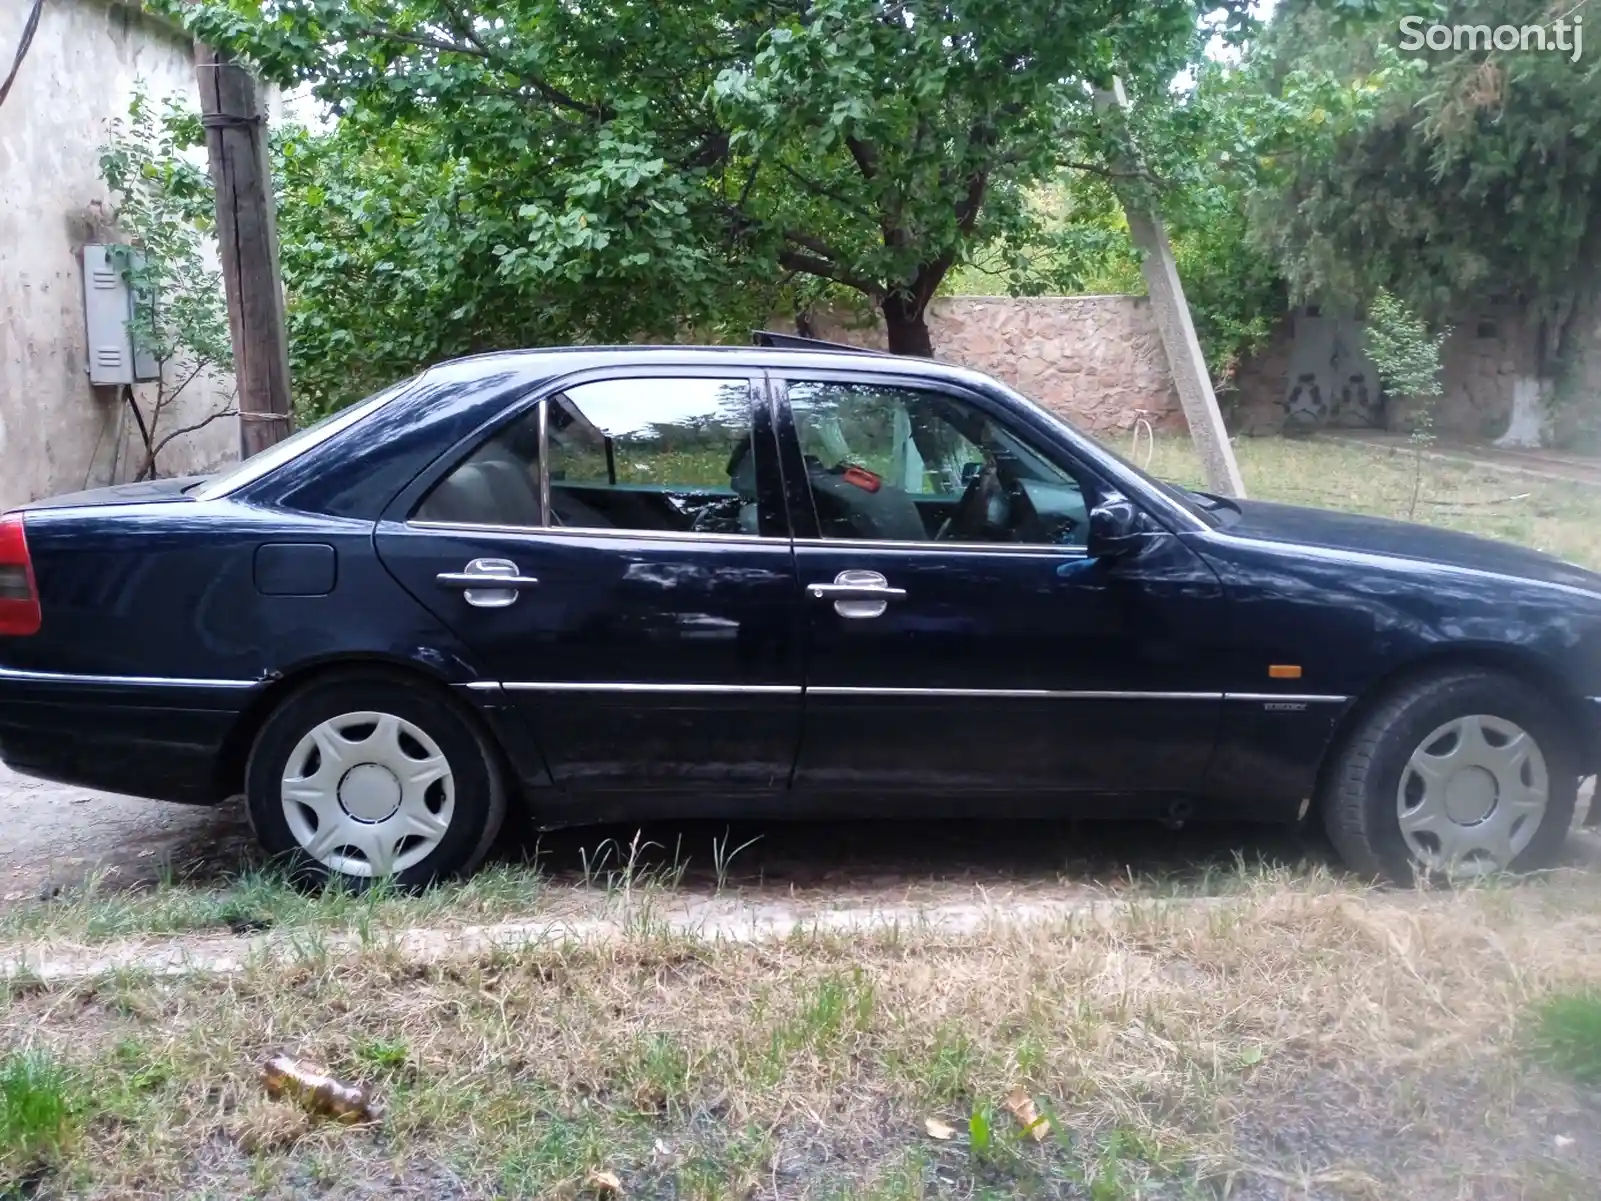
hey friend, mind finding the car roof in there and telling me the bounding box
[417,344,1003,392]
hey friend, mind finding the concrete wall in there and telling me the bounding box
[808,296,1186,435]
[0,0,239,512]
[1232,305,1547,442]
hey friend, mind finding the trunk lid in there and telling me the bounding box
[14,477,205,512]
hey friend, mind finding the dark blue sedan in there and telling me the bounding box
[2,343,1599,886]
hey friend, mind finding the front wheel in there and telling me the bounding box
[1322,669,1578,883]
[245,672,506,888]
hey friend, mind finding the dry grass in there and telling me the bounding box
[3,875,1601,1198]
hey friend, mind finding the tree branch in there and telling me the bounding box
[1062,160,1164,186]
[844,134,878,181]
[782,228,856,267]
[362,22,613,120]
[777,249,881,299]
[776,161,875,218]
[138,404,240,481]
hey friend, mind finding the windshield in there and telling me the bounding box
[190,381,411,500]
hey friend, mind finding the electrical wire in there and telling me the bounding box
[0,0,44,113]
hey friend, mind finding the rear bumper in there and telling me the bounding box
[0,667,254,804]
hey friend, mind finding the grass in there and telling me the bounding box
[1140,432,1601,569]
[0,861,550,945]
[1531,988,1601,1084]
[0,1049,79,1186]
[2,876,1600,1197]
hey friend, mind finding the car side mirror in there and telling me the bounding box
[960,461,983,485]
[1087,493,1145,558]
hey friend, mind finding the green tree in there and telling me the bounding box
[98,92,239,477]
[1363,288,1447,515]
[163,0,1250,357]
[1249,0,1601,441]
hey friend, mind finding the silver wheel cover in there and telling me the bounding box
[280,711,455,879]
[1396,713,1549,876]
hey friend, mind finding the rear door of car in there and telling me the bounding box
[772,369,1227,802]
[375,368,804,797]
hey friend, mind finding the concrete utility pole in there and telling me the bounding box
[1094,80,1246,498]
[195,43,293,457]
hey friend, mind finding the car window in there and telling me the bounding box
[547,378,763,535]
[414,376,767,537]
[190,380,410,500]
[786,381,1090,547]
[413,405,544,528]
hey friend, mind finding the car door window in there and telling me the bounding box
[547,378,764,535]
[415,377,769,536]
[786,381,1090,547]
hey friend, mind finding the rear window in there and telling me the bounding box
[190,382,410,501]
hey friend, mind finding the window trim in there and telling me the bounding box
[536,395,550,525]
[407,518,783,548]
[770,371,1105,553]
[790,535,1091,558]
[395,367,788,543]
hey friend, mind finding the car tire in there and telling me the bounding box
[244,671,507,889]
[1321,668,1578,884]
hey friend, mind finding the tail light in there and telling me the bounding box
[0,513,41,636]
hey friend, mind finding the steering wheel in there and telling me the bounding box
[936,456,1002,541]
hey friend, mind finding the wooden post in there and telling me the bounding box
[1094,80,1246,498]
[194,43,293,457]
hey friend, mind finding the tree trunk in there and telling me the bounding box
[881,291,934,357]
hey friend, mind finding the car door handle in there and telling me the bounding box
[805,583,907,600]
[807,570,904,619]
[437,558,539,609]
[436,571,542,588]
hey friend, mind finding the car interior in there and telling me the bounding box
[796,390,1091,546]
[414,394,758,535]
[413,385,1090,546]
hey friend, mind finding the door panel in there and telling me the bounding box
[791,538,1226,794]
[378,371,803,793]
[378,526,802,790]
[775,374,1227,798]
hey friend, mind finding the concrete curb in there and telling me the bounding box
[0,893,1246,985]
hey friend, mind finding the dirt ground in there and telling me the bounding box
[0,762,253,902]
[2,759,1596,907]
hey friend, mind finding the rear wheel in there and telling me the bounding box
[245,672,506,888]
[1322,669,1577,883]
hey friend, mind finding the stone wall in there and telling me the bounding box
[808,295,1186,435]
[0,0,239,512]
[804,295,1573,447]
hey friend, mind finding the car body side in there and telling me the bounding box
[2,346,1599,822]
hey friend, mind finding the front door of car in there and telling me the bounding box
[375,371,804,797]
[774,374,1227,803]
